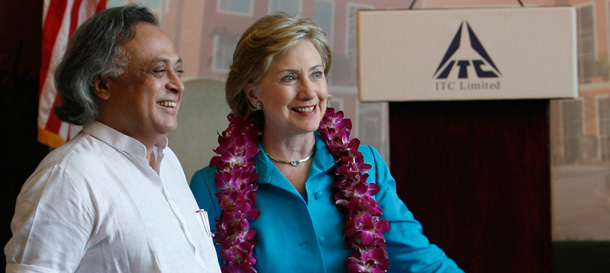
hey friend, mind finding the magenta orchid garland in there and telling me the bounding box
[210,114,261,272]
[211,107,390,273]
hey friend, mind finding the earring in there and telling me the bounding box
[256,102,262,110]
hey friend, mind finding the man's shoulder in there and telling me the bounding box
[48,133,107,162]
[34,133,119,179]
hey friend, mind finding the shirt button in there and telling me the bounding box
[314,191,323,200]
[318,236,325,245]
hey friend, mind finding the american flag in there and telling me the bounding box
[38,0,106,148]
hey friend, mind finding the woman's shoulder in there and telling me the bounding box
[357,144,383,162]
[190,166,218,188]
[356,144,392,184]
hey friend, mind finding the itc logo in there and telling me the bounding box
[434,21,501,79]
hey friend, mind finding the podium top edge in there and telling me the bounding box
[357,6,575,14]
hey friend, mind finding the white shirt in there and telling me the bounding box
[5,122,221,273]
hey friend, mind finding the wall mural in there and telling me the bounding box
[108,0,610,242]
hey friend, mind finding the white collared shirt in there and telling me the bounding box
[5,122,221,273]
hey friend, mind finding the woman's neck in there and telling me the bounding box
[260,130,316,162]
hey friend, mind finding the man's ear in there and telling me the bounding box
[93,75,111,100]
[244,84,260,108]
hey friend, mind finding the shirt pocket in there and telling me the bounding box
[195,209,213,238]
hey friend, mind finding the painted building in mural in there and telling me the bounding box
[109,0,610,166]
[108,0,421,161]
[550,0,610,165]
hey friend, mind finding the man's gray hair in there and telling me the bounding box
[54,4,158,125]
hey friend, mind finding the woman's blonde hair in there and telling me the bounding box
[225,12,331,129]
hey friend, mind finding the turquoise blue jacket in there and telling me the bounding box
[190,133,463,273]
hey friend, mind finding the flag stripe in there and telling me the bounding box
[40,0,76,136]
[95,0,105,13]
[39,0,67,95]
[38,0,106,148]
[44,0,82,135]
[43,97,63,135]
[69,0,83,36]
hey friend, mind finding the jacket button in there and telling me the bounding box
[314,191,323,200]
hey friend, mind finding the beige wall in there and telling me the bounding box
[167,78,231,181]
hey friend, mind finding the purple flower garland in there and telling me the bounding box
[211,107,390,273]
[210,115,260,272]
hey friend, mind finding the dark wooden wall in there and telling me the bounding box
[1,0,49,258]
[389,100,551,272]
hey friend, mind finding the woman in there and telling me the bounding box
[190,12,463,273]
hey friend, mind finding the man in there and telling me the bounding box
[4,4,221,273]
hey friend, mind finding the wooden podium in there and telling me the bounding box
[389,99,550,272]
[358,7,577,272]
